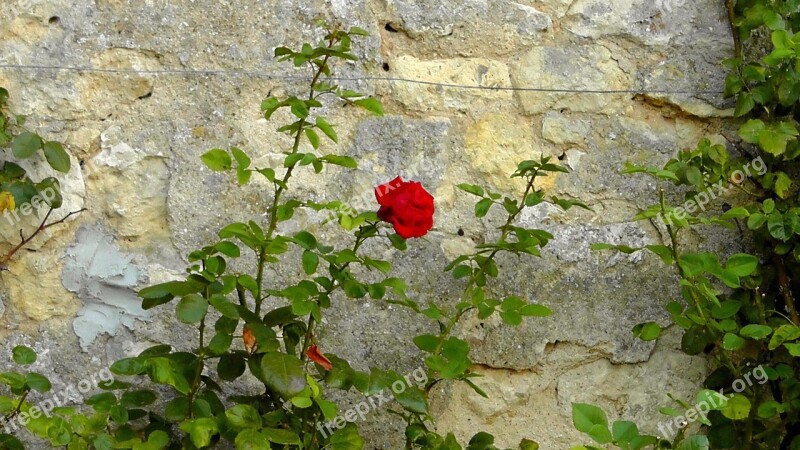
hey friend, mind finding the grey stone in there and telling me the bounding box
[61,226,148,349]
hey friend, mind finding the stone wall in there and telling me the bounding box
[0,0,738,447]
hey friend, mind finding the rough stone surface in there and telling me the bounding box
[62,226,148,349]
[0,0,739,448]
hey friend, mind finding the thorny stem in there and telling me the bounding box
[254,35,336,316]
[659,190,710,325]
[0,207,87,266]
[187,285,209,416]
[428,172,538,381]
[0,389,29,426]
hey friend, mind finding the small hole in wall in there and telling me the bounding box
[558,152,566,161]
[382,62,390,72]
[384,23,398,33]
[457,228,464,236]
[48,16,60,24]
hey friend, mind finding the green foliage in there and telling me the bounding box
[0,23,586,449]
[0,87,70,211]
[584,2,800,448]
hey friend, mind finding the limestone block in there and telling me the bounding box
[511,45,633,115]
[389,56,512,113]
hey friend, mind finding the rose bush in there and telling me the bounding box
[1,24,585,449]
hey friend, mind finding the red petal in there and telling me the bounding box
[306,345,333,371]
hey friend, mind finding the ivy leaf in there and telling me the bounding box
[11,346,36,365]
[738,119,764,144]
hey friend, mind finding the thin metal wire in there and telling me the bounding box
[0,63,725,96]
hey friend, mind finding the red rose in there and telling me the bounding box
[374,176,435,239]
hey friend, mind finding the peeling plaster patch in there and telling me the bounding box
[62,226,148,349]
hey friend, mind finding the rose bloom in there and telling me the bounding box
[374,176,434,239]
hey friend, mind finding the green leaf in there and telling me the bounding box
[720,393,751,420]
[413,334,439,353]
[208,295,239,320]
[725,253,758,277]
[722,333,746,350]
[633,322,661,341]
[611,421,639,444]
[259,352,306,399]
[179,418,219,448]
[768,212,791,241]
[201,149,232,171]
[12,345,36,365]
[353,98,384,115]
[775,171,792,199]
[572,403,608,434]
[120,390,157,407]
[758,121,798,156]
[12,132,43,158]
[330,423,363,450]
[176,294,208,324]
[467,432,494,450]
[43,141,71,172]
[207,332,233,355]
[320,154,358,168]
[679,435,709,450]
[25,372,52,392]
[738,119,764,144]
[457,184,485,197]
[263,428,302,445]
[288,98,309,119]
[110,357,146,376]
[226,404,262,429]
[645,245,674,265]
[739,324,772,340]
[475,198,493,218]
[768,324,800,350]
[302,250,319,275]
[235,429,270,450]
[519,304,552,317]
[305,128,320,149]
[316,117,338,143]
[0,434,24,450]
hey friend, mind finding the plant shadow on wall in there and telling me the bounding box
[0,24,589,449]
[570,1,800,450]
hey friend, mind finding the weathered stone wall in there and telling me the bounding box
[0,0,738,447]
